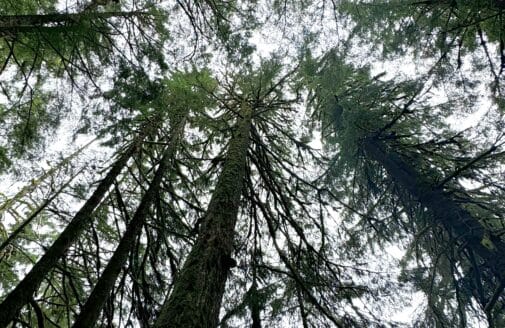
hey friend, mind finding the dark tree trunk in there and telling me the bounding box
[362,137,505,278]
[0,137,143,328]
[154,108,252,328]
[72,114,187,328]
[250,279,262,328]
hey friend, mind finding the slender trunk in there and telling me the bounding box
[296,287,309,328]
[154,107,252,328]
[362,137,505,278]
[0,140,93,251]
[0,138,95,219]
[0,137,142,328]
[250,272,262,328]
[72,114,187,328]
[0,167,83,255]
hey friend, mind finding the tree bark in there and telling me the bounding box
[154,106,252,328]
[72,113,187,328]
[0,136,143,328]
[362,137,505,279]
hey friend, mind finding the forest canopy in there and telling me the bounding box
[1,0,505,327]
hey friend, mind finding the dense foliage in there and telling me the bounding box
[1,1,505,327]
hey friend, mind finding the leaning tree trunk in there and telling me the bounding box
[362,136,505,279]
[0,166,83,255]
[0,137,94,219]
[0,134,145,328]
[72,112,187,328]
[154,106,252,328]
[0,139,94,247]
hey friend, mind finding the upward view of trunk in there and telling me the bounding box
[250,267,262,328]
[72,112,187,328]
[154,106,252,328]
[363,137,505,279]
[0,136,144,328]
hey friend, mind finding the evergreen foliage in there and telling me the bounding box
[1,1,505,327]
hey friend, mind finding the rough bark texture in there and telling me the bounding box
[363,137,505,278]
[154,108,252,328]
[0,139,141,328]
[72,115,186,328]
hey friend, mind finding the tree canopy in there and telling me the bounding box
[1,1,505,327]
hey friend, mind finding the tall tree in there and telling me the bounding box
[152,61,390,328]
[362,135,505,326]
[154,92,252,327]
[0,67,217,327]
[72,68,217,327]
[0,0,169,174]
[74,116,187,327]
[302,49,505,326]
[0,127,146,327]
[6,1,505,326]
[336,0,505,92]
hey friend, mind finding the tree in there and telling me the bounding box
[153,62,390,327]
[73,111,187,327]
[302,48,505,326]
[4,1,505,327]
[73,68,216,327]
[0,127,145,327]
[0,0,170,175]
[336,0,505,95]
[362,136,505,326]
[0,67,217,327]
[154,98,252,328]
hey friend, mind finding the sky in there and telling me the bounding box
[1,1,504,327]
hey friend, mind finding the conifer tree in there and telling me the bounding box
[302,49,505,326]
[5,1,505,327]
[154,102,252,328]
[336,0,505,91]
[73,68,216,327]
[0,127,146,327]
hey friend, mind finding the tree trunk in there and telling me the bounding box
[72,113,187,328]
[0,139,93,249]
[0,166,82,255]
[250,276,262,328]
[362,137,505,279]
[154,107,252,328]
[0,137,94,219]
[0,136,143,328]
